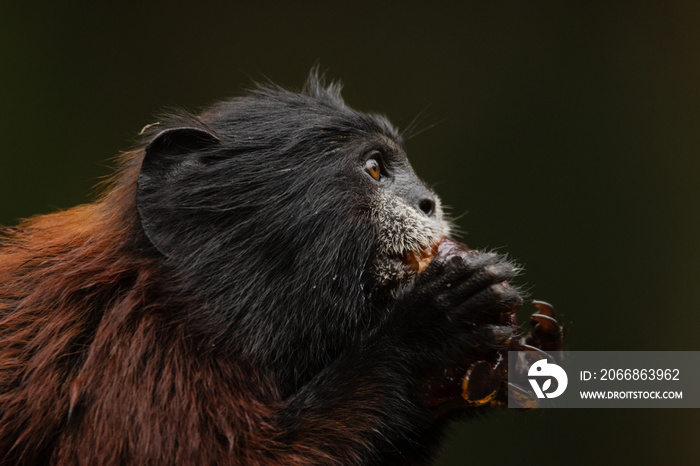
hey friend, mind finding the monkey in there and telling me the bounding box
[0,71,543,465]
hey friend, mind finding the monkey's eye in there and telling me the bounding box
[364,158,383,181]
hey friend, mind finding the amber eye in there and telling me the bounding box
[364,158,382,181]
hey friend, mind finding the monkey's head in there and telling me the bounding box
[134,74,450,393]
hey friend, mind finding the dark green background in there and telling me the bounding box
[2,2,699,464]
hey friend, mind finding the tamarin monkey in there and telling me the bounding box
[0,72,562,465]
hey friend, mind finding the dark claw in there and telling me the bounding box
[530,313,560,332]
[532,299,556,318]
[523,300,564,352]
[520,343,553,359]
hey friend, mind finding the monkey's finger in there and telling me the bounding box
[445,261,518,308]
[415,255,479,298]
[451,282,522,321]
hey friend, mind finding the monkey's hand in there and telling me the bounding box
[384,246,526,412]
[399,250,522,357]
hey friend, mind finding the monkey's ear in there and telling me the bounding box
[136,126,221,257]
[140,126,221,175]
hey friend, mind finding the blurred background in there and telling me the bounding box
[2,2,699,464]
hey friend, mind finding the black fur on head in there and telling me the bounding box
[136,71,449,395]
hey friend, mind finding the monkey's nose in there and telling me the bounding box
[418,198,436,217]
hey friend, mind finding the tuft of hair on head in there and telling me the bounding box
[301,66,346,107]
[242,66,346,111]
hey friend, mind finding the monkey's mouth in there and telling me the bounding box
[398,236,471,275]
[399,243,439,274]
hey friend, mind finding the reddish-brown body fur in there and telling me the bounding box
[0,154,347,465]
